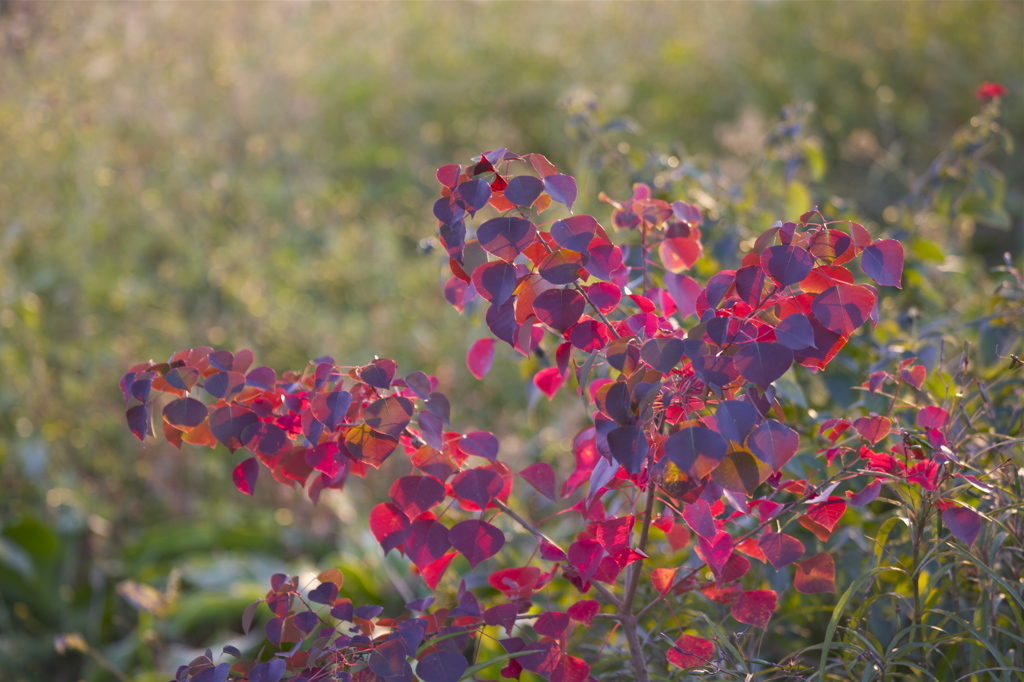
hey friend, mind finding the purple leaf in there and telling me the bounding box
[471,260,519,306]
[241,422,290,456]
[532,288,585,332]
[310,390,353,431]
[543,174,578,210]
[162,397,208,430]
[518,462,556,502]
[451,468,503,508]
[126,404,149,442]
[192,663,230,682]
[453,179,491,215]
[942,504,982,547]
[715,400,758,443]
[640,337,686,374]
[460,431,499,461]
[417,650,469,682]
[449,520,505,568]
[550,214,596,252]
[477,216,536,262]
[733,342,794,387]
[606,425,649,474]
[775,313,816,351]
[232,457,259,496]
[664,426,727,479]
[390,475,446,519]
[861,239,904,288]
[503,175,544,207]
[746,419,799,472]
[761,245,815,287]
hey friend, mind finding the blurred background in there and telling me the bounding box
[0,2,1020,680]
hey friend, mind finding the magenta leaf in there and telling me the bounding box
[210,405,258,452]
[231,457,259,496]
[759,532,805,569]
[746,419,799,472]
[405,519,451,569]
[534,611,569,637]
[640,337,686,374]
[358,358,397,389]
[390,475,446,519]
[241,422,290,456]
[503,175,544,207]
[761,244,815,286]
[733,342,794,388]
[551,215,597,252]
[518,462,556,502]
[162,397,208,430]
[607,425,649,474]
[310,390,353,431]
[586,281,623,314]
[533,288,586,332]
[665,426,727,479]
[942,504,982,546]
[449,520,504,568]
[584,243,624,281]
[417,651,468,682]
[664,272,702,320]
[811,284,875,336]
[466,338,496,380]
[451,467,503,508]
[459,431,500,461]
[544,173,578,210]
[477,216,536,262]
[696,530,734,574]
[849,479,882,506]
[730,589,777,629]
[682,499,718,540]
[471,260,519,305]
[861,239,904,288]
[668,634,714,670]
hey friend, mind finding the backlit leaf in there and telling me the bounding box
[607,425,649,474]
[761,245,815,286]
[477,216,536,262]
[861,239,904,288]
[471,260,519,306]
[733,342,793,387]
[640,337,686,373]
[310,390,353,431]
[210,405,258,452]
[459,431,499,461]
[811,284,875,336]
[466,338,496,380]
[759,532,805,570]
[518,462,556,502]
[344,424,398,469]
[711,449,772,495]
[668,634,714,670]
[162,397,208,430]
[451,468,503,509]
[504,175,544,207]
[449,520,504,569]
[942,504,982,546]
[544,174,578,210]
[775,313,816,350]
[390,475,446,519]
[551,215,597,252]
[853,414,891,444]
[793,552,836,593]
[730,590,777,629]
[665,427,728,479]
[746,419,799,472]
[533,288,586,332]
[538,249,585,285]
[232,457,258,496]
[363,395,414,439]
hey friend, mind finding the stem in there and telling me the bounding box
[616,468,657,682]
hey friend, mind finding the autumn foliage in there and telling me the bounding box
[122,150,992,682]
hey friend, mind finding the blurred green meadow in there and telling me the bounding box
[0,2,1020,680]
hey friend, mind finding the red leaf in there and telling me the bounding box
[567,600,599,626]
[534,611,569,638]
[663,272,702,319]
[861,239,904,288]
[584,281,622,314]
[551,654,589,682]
[811,284,875,336]
[652,568,677,595]
[369,502,409,554]
[758,532,805,570]
[595,515,634,553]
[568,538,603,582]
[941,504,982,547]
[806,497,847,533]
[449,520,504,569]
[518,462,557,502]
[534,366,566,400]
[696,531,733,574]
[853,415,891,444]
[232,457,259,496]
[668,634,714,670]
[421,552,457,590]
[533,288,586,333]
[794,552,836,594]
[659,236,702,273]
[466,338,496,380]
[901,363,926,390]
[730,589,777,629]
[916,406,949,429]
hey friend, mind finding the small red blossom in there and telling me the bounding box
[976,82,1007,102]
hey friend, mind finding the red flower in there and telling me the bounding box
[976,82,1007,102]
